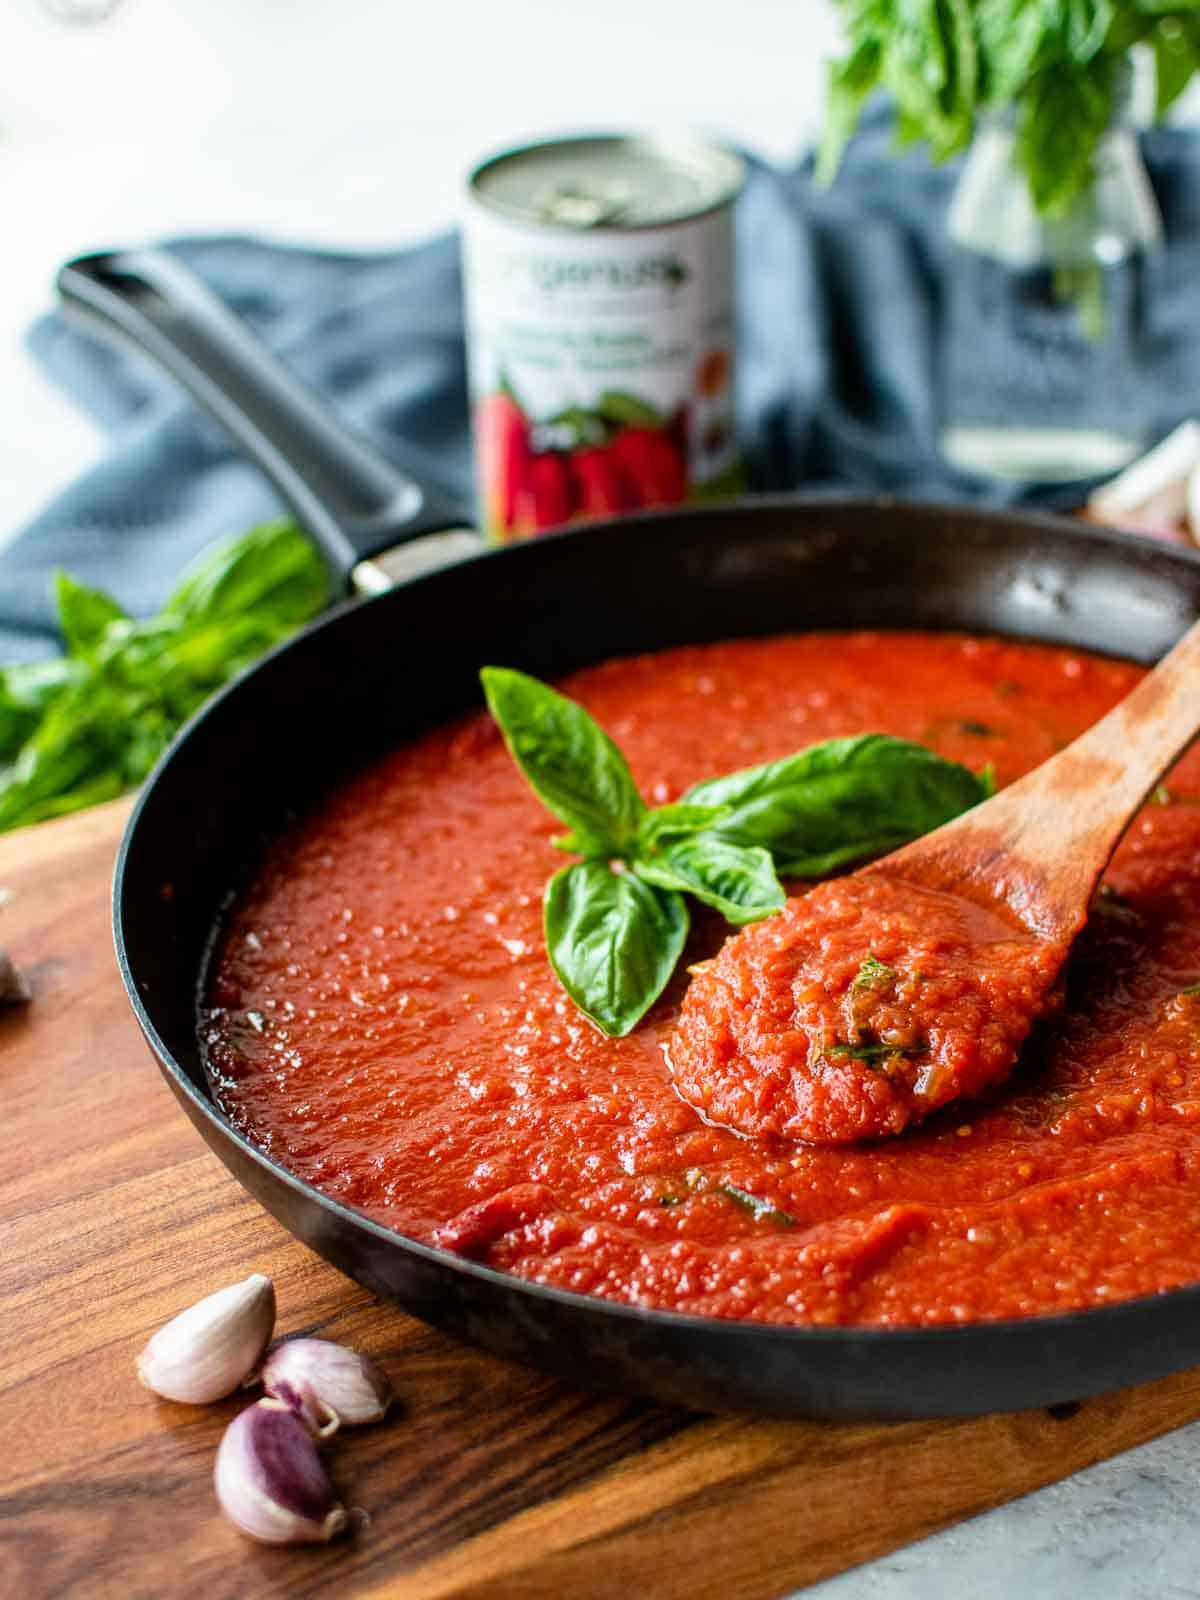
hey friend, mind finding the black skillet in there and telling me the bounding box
[60,248,1200,1422]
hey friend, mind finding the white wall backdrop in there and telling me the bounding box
[0,0,842,530]
[3,1,1196,532]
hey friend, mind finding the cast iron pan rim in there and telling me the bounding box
[113,493,1200,1356]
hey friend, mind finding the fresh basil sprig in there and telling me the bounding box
[482,667,789,1036]
[0,519,327,834]
[482,668,992,1039]
[818,1,1200,218]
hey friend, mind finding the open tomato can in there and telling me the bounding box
[463,134,745,542]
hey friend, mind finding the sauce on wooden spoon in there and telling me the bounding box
[670,615,1200,1143]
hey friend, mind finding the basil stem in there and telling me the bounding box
[715,1182,796,1227]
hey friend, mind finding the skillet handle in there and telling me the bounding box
[57,248,474,592]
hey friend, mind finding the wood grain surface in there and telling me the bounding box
[5,799,1200,1600]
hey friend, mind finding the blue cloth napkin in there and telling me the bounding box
[4,114,1200,663]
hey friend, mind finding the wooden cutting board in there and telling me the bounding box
[5,798,1200,1600]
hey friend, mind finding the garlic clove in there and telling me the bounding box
[214,1399,347,1544]
[261,1338,392,1433]
[137,1273,276,1404]
[1088,420,1200,530]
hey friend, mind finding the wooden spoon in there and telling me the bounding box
[876,614,1200,942]
[669,617,1200,1144]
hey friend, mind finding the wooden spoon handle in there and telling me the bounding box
[880,616,1200,939]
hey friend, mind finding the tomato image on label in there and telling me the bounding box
[607,425,687,507]
[569,445,636,519]
[476,386,531,533]
[511,451,574,534]
[474,385,691,541]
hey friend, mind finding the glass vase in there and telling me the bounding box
[938,65,1162,483]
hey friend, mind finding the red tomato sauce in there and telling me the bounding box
[670,875,1066,1144]
[202,633,1200,1327]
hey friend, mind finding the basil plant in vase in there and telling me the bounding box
[819,2,1200,483]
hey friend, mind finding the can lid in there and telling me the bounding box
[468,134,744,230]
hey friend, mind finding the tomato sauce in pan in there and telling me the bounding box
[202,633,1200,1327]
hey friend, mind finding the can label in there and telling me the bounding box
[463,179,741,542]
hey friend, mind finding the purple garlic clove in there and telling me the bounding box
[214,1399,347,1544]
[261,1338,392,1435]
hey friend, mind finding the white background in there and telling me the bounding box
[0,0,844,535]
[3,3,1198,535]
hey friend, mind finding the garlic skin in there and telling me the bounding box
[137,1273,276,1404]
[215,1399,347,1544]
[1089,420,1200,529]
[261,1338,392,1434]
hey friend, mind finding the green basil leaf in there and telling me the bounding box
[821,0,1185,219]
[0,681,126,833]
[595,389,663,427]
[1151,16,1200,115]
[633,835,785,926]
[1064,0,1115,64]
[977,0,1052,103]
[1015,55,1119,217]
[482,667,647,855]
[0,521,328,835]
[543,860,687,1037]
[54,571,127,658]
[0,658,82,762]
[823,1041,925,1062]
[551,828,612,858]
[119,710,178,785]
[815,33,884,185]
[0,766,127,833]
[131,614,307,700]
[852,953,896,992]
[164,518,327,629]
[635,802,732,852]
[682,733,989,878]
